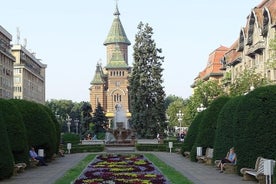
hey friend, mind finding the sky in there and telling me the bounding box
[1,0,262,102]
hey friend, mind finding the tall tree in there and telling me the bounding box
[92,103,108,135]
[129,22,166,138]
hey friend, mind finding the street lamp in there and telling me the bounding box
[74,119,79,134]
[176,110,184,133]
[66,115,72,133]
[197,104,206,112]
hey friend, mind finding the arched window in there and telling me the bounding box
[247,12,255,46]
[262,9,269,37]
[238,30,245,51]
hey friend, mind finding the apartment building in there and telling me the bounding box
[0,25,15,99]
[193,0,276,93]
[12,44,47,104]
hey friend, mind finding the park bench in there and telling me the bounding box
[13,163,26,175]
[197,147,214,165]
[183,151,190,158]
[214,159,237,174]
[240,157,272,184]
[29,158,39,167]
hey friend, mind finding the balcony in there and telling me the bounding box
[247,40,265,57]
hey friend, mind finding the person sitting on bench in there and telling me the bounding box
[29,147,47,166]
[217,147,236,173]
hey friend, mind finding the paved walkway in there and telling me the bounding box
[1,152,258,184]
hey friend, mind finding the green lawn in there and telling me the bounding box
[54,153,193,184]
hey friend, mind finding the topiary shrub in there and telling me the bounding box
[213,96,243,162]
[233,85,276,172]
[0,99,29,164]
[10,99,57,160]
[181,111,205,157]
[39,105,60,154]
[0,115,13,179]
[191,96,230,162]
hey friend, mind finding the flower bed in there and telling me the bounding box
[74,154,170,184]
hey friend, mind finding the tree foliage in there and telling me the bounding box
[229,68,270,96]
[92,103,108,135]
[129,22,166,138]
[45,100,92,134]
[166,98,189,127]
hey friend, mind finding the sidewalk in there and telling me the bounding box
[1,152,258,184]
[1,153,90,184]
[152,152,257,184]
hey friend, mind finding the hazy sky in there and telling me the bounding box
[1,0,261,102]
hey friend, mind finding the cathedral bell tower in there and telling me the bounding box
[89,2,131,122]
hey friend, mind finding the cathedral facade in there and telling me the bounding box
[89,4,131,123]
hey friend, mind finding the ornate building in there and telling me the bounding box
[193,0,276,93]
[89,4,131,124]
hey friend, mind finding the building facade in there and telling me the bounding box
[89,4,131,122]
[222,0,276,87]
[0,26,15,99]
[193,0,276,94]
[12,44,47,104]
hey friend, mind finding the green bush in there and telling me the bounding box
[191,97,229,162]
[11,100,57,160]
[0,99,29,164]
[62,133,80,145]
[69,145,104,153]
[0,115,13,179]
[213,96,243,162]
[136,144,167,151]
[40,105,61,154]
[233,85,276,172]
[181,111,205,157]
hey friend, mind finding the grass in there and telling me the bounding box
[54,154,97,184]
[54,153,193,184]
[144,153,193,184]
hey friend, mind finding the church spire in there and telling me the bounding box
[113,0,120,17]
[103,2,130,46]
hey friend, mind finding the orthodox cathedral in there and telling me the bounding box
[89,3,131,123]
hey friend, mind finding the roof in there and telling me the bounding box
[199,45,228,80]
[91,63,105,84]
[105,45,129,69]
[103,4,131,45]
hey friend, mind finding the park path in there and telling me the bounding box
[1,151,258,184]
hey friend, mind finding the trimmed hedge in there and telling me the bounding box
[181,111,205,157]
[191,97,229,162]
[213,96,243,162]
[69,145,104,153]
[0,99,29,164]
[0,114,13,179]
[62,133,81,145]
[233,85,276,172]
[136,144,167,151]
[10,99,57,160]
[40,104,60,154]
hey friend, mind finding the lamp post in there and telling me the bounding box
[66,115,72,133]
[197,104,206,112]
[176,110,184,133]
[74,119,79,134]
